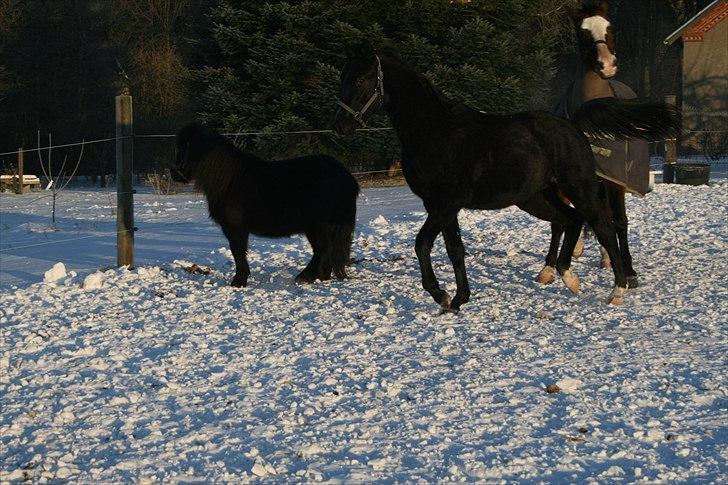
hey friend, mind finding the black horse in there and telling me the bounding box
[171,123,359,286]
[334,43,639,311]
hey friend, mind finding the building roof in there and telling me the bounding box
[664,0,728,45]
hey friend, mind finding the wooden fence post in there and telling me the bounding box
[663,94,678,183]
[116,94,135,268]
[15,148,23,194]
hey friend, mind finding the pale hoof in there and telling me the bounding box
[599,247,611,269]
[608,286,626,305]
[573,234,585,259]
[561,270,580,295]
[536,265,557,285]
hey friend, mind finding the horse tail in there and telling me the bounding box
[330,222,355,279]
[571,97,680,141]
[331,174,359,279]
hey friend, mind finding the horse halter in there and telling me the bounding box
[593,38,615,53]
[336,55,384,126]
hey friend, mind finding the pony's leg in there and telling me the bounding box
[415,212,452,309]
[222,228,250,287]
[298,230,323,282]
[299,228,332,282]
[316,227,333,281]
[441,216,470,310]
[609,186,638,288]
[296,254,320,283]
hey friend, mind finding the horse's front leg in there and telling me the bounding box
[222,227,250,287]
[415,213,451,309]
[442,216,470,311]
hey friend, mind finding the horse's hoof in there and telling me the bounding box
[600,259,612,269]
[561,270,580,295]
[439,306,459,315]
[607,286,626,305]
[294,273,315,284]
[627,275,639,289]
[438,291,452,311]
[573,235,585,259]
[536,266,557,285]
[451,293,469,309]
[231,278,247,288]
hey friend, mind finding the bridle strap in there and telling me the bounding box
[593,39,615,53]
[171,142,191,183]
[336,55,384,127]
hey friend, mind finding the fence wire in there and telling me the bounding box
[0,228,134,253]
[1,126,726,158]
[1,125,724,255]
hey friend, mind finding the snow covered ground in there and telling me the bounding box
[1,179,727,483]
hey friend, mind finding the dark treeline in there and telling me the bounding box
[0,0,712,178]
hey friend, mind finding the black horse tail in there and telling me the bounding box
[571,97,680,141]
[330,172,359,279]
[330,222,355,279]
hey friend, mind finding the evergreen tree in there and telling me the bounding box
[198,0,568,170]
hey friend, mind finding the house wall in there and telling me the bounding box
[681,16,728,153]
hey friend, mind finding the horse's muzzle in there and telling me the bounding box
[169,166,189,183]
[332,108,356,136]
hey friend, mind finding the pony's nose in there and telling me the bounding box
[332,109,355,136]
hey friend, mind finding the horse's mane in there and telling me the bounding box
[177,123,261,198]
[380,49,478,122]
[580,0,608,16]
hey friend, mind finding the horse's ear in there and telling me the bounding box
[346,40,375,60]
[566,4,582,22]
[581,0,602,13]
[176,122,203,148]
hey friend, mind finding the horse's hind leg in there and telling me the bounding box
[556,192,584,258]
[567,189,628,304]
[296,253,320,283]
[298,228,332,283]
[537,223,562,285]
[441,216,470,310]
[519,193,582,293]
[551,205,585,295]
[609,185,638,288]
[329,222,354,280]
[316,228,333,281]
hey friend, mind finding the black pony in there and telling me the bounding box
[334,43,633,311]
[171,123,359,286]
